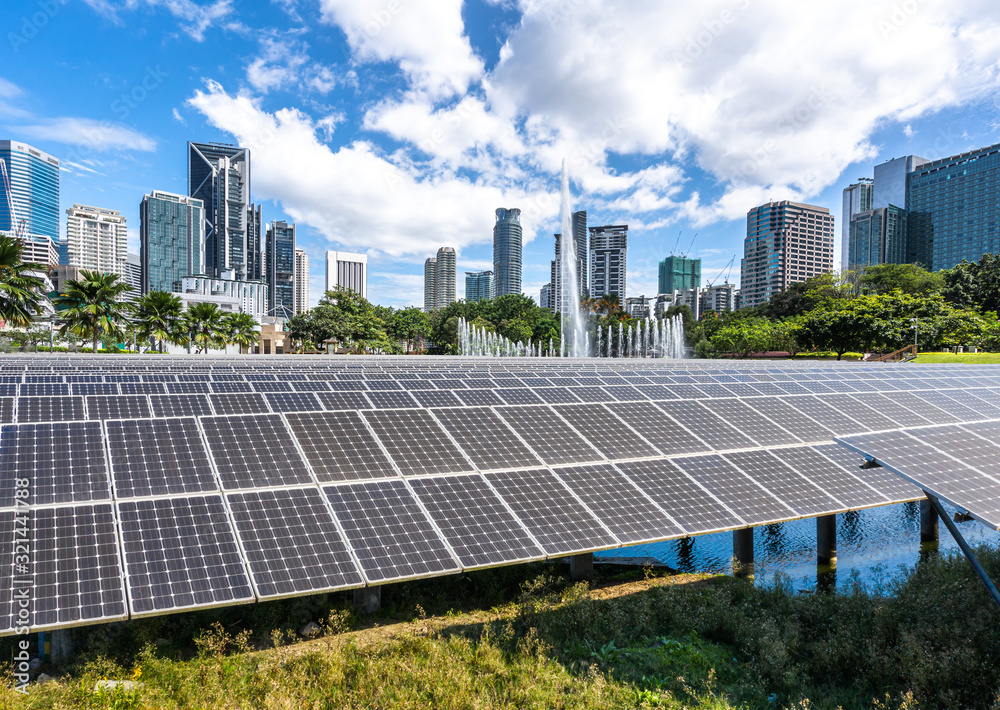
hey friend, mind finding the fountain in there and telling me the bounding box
[557,160,588,357]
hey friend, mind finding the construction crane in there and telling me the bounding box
[669,230,682,256]
[706,255,736,288]
[679,232,698,258]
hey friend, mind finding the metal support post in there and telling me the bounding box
[733,528,754,577]
[920,499,939,546]
[50,629,73,665]
[817,515,837,566]
[569,552,594,580]
[353,586,381,614]
[925,493,1000,610]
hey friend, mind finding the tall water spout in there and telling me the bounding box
[558,160,588,357]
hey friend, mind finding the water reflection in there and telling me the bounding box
[596,502,1000,591]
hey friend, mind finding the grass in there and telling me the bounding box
[4,550,1000,709]
[913,352,1000,364]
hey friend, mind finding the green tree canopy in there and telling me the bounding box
[386,307,430,353]
[0,235,47,328]
[757,272,854,319]
[288,287,392,354]
[53,270,134,352]
[858,263,944,296]
[223,312,259,353]
[185,302,225,354]
[942,254,1000,313]
[134,290,184,353]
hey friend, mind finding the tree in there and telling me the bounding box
[223,312,259,353]
[757,272,854,319]
[185,302,225,354]
[859,263,943,296]
[387,307,430,353]
[707,317,776,358]
[134,290,184,353]
[53,270,134,353]
[295,287,392,354]
[0,235,48,327]
[942,254,1000,314]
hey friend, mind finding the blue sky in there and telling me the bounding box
[4,0,999,308]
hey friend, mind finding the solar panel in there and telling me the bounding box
[430,407,542,470]
[533,387,582,404]
[211,392,270,415]
[20,383,69,397]
[485,468,616,555]
[671,454,796,526]
[616,459,743,534]
[285,411,397,481]
[106,418,217,498]
[411,390,463,408]
[869,390,959,424]
[72,383,119,396]
[361,409,475,476]
[0,398,12,424]
[290,380,331,392]
[363,390,419,409]
[409,475,544,568]
[451,389,503,406]
[16,396,85,423]
[495,388,545,405]
[165,381,209,394]
[723,449,843,517]
[494,405,603,465]
[602,401,710,455]
[739,397,833,443]
[553,404,660,460]
[28,504,127,628]
[769,446,889,510]
[942,390,1000,418]
[554,463,682,543]
[119,382,166,395]
[227,487,364,598]
[200,414,313,489]
[324,480,460,583]
[117,495,254,615]
[781,395,869,435]
[211,381,253,393]
[909,390,987,422]
[0,421,108,505]
[251,381,292,393]
[317,390,371,411]
[149,394,213,418]
[86,395,152,421]
[655,400,755,451]
[812,443,923,501]
[702,398,801,446]
[265,392,322,413]
[910,424,1000,479]
[821,395,899,432]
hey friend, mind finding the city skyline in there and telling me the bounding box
[3,3,999,307]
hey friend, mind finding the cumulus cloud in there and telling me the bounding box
[245,34,342,95]
[13,117,157,152]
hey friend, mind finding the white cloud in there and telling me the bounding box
[13,118,157,152]
[318,0,484,99]
[245,34,341,95]
[82,0,233,41]
[171,107,187,125]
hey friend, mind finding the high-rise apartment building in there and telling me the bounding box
[293,248,309,315]
[741,201,834,308]
[423,247,457,311]
[658,255,701,294]
[124,252,141,298]
[551,230,587,315]
[701,283,739,314]
[906,143,1000,270]
[493,208,522,297]
[266,220,295,319]
[64,204,128,279]
[841,179,873,270]
[539,282,552,310]
[465,270,492,303]
[188,142,260,280]
[325,251,367,298]
[0,140,59,263]
[139,190,204,294]
[848,206,906,272]
[571,210,588,295]
[589,225,628,301]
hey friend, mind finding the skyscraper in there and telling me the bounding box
[906,143,1000,270]
[571,210,588,295]
[539,282,552,310]
[492,208,522,297]
[465,270,493,303]
[266,220,295,319]
[0,140,59,262]
[874,155,928,210]
[293,248,309,315]
[64,204,128,279]
[841,178,873,270]
[325,251,367,298]
[848,206,906,272]
[740,201,834,308]
[139,190,204,294]
[124,252,141,298]
[657,255,701,294]
[188,142,257,279]
[551,228,587,315]
[589,225,628,301]
[423,247,457,310]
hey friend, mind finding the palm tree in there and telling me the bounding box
[222,312,259,353]
[134,290,184,353]
[185,302,225,354]
[0,236,47,327]
[53,270,134,353]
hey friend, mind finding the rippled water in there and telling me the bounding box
[596,501,1000,591]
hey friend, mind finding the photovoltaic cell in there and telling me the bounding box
[672,454,795,526]
[702,398,801,446]
[494,406,603,465]
[616,459,742,534]
[324,480,459,583]
[29,504,126,628]
[411,390,463,408]
[781,395,870,436]
[602,402,709,456]
[118,495,254,615]
[361,409,474,475]
[655,400,755,451]
[553,404,660,460]
[364,391,419,409]
[555,463,682,543]
[201,414,312,489]
[769,446,888,510]
[724,449,842,517]
[813,443,922,502]
[106,418,217,498]
[86,395,152,421]
[0,421,108,505]
[431,407,542,470]
[150,394,213,418]
[265,392,322,413]
[285,411,397,481]
[16,396,85,423]
[211,392,270,415]
[740,397,833,443]
[453,389,504,406]
[485,468,616,555]
[227,488,363,598]
[317,390,371,411]
[409,475,543,568]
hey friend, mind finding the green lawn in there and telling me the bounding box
[913,352,1000,364]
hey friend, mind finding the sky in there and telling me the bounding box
[3,0,1000,308]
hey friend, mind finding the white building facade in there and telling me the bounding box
[65,204,128,279]
[325,251,367,298]
[179,273,267,322]
[293,248,309,314]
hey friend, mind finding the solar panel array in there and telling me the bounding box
[5,354,1000,635]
